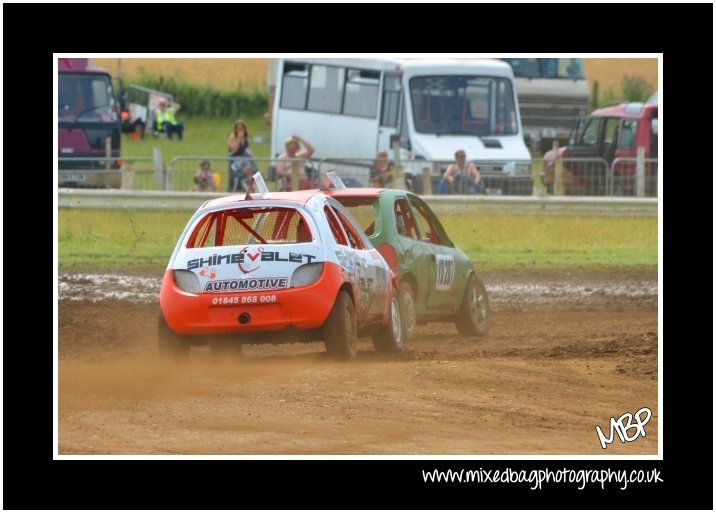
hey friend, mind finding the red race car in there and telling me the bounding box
[159,180,402,360]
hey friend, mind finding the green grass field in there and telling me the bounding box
[121,115,270,192]
[123,115,271,161]
[58,209,657,272]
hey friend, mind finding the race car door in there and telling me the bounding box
[324,201,390,322]
[406,196,462,311]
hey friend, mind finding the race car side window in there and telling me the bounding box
[295,216,313,243]
[332,207,366,250]
[187,213,218,248]
[324,206,348,246]
[408,198,450,246]
[394,199,418,240]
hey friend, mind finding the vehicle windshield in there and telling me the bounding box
[409,75,518,136]
[59,73,116,120]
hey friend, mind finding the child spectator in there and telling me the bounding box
[192,160,216,192]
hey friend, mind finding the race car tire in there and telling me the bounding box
[398,281,417,343]
[455,274,491,337]
[323,290,358,360]
[372,288,404,353]
[158,314,190,360]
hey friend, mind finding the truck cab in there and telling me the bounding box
[58,58,121,187]
[542,102,658,196]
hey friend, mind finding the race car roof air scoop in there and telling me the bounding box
[322,171,346,190]
[244,172,273,200]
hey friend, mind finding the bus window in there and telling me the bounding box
[495,80,518,134]
[504,58,585,80]
[559,58,585,79]
[343,69,380,118]
[308,64,344,114]
[381,74,401,127]
[280,63,309,110]
[502,58,540,78]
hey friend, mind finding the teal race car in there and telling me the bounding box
[325,185,491,342]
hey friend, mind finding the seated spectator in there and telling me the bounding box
[369,149,393,187]
[155,99,184,140]
[121,108,145,140]
[191,160,216,192]
[437,149,484,195]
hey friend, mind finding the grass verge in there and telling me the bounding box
[58,209,657,272]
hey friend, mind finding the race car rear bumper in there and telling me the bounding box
[159,265,346,335]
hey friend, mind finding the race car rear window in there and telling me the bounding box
[186,207,311,248]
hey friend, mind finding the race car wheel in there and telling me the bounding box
[398,282,417,343]
[323,290,358,360]
[158,314,190,360]
[455,274,491,337]
[372,288,404,353]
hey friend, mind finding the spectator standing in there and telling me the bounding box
[275,134,315,191]
[227,119,258,192]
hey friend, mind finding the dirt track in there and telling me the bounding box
[58,268,658,456]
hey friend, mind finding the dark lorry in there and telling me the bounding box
[58,58,121,187]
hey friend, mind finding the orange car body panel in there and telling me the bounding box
[160,261,348,334]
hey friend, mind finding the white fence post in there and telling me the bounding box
[636,147,645,197]
[121,161,135,190]
[391,140,406,190]
[553,140,564,196]
[153,147,164,190]
[422,167,432,195]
